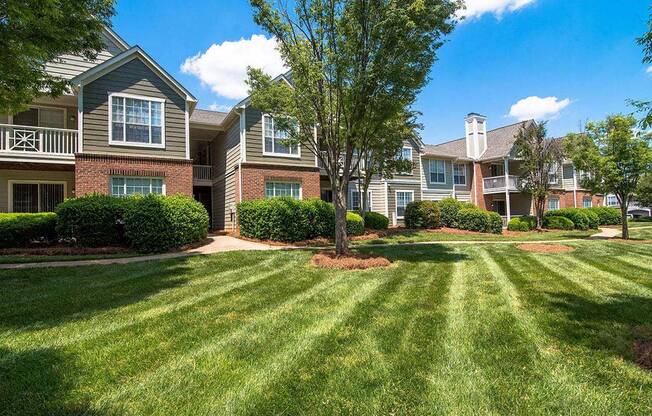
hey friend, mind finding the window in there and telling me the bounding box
[607,195,619,207]
[548,197,560,211]
[10,182,65,213]
[429,159,446,183]
[583,196,592,208]
[12,106,65,128]
[110,94,164,147]
[110,177,164,197]
[548,163,559,184]
[453,163,466,185]
[263,115,299,156]
[400,147,413,161]
[265,181,301,199]
[396,191,413,219]
[349,189,372,211]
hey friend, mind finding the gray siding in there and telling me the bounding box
[0,169,74,213]
[212,119,241,229]
[394,138,421,179]
[82,58,187,159]
[387,182,421,226]
[45,31,124,80]
[421,158,472,192]
[244,107,315,167]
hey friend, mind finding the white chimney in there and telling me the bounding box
[465,113,487,159]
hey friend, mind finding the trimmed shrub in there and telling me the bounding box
[545,208,590,230]
[458,208,491,232]
[583,209,600,229]
[507,215,537,232]
[304,198,336,239]
[124,194,209,252]
[438,198,475,228]
[0,213,57,248]
[632,216,652,222]
[364,211,389,230]
[587,206,621,225]
[487,211,503,234]
[238,198,311,242]
[404,200,441,229]
[544,215,575,230]
[56,194,133,246]
[346,212,365,236]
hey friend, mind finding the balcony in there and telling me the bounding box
[0,124,78,162]
[193,164,212,185]
[483,175,519,194]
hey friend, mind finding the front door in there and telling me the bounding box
[193,186,212,228]
[491,200,506,216]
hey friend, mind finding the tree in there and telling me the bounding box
[513,121,564,230]
[0,0,115,114]
[636,173,652,208]
[628,4,652,128]
[247,0,459,254]
[355,109,420,216]
[565,115,652,239]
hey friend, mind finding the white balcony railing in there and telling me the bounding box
[0,124,78,158]
[193,165,212,181]
[483,175,519,194]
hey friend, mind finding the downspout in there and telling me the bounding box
[572,166,577,208]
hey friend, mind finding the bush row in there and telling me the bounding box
[0,213,58,248]
[404,198,502,234]
[507,207,621,232]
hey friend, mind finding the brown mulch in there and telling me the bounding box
[310,250,392,270]
[516,243,575,253]
[634,340,652,370]
[0,246,133,257]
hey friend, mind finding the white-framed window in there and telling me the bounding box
[583,196,592,208]
[110,177,165,197]
[262,114,299,157]
[349,189,372,211]
[8,180,66,213]
[395,190,414,219]
[400,146,413,161]
[109,93,165,148]
[607,195,619,207]
[548,163,559,184]
[453,163,467,185]
[548,196,560,211]
[429,159,446,184]
[265,181,301,199]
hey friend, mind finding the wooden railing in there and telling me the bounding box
[483,175,519,193]
[193,165,212,181]
[0,124,78,157]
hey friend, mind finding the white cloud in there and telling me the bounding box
[646,66,652,74]
[208,103,231,112]
[181,35,287,100]
[457,0,536,20]
[508,96,571,121]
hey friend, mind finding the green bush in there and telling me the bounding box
[487,211,503,234]
[304,198,336,239]
[545,208,590,230]
[363,211,389,230]
[124,194,209,252]
[346,211,365,236]
[632,216,652,222]
[438,198,474,228]
[457,208,491,232]
[544,215,575,230]
[404,200,441,229]
[583,209,600,229]
[56,194,133,246]
[0,213,57,248]
[507,215,536,232]
[587,206,621,225]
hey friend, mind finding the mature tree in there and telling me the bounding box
[355,109,420,216]
[0,0,114,114]
[565,115,652,239]
[513,122,564,230]
[635,173,652,208]
[629,4,652,127]
[247,0,459,254]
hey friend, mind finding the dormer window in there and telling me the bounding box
[109,93,165,148]
[263,115,299,157]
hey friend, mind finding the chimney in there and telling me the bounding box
[465,113,487,159]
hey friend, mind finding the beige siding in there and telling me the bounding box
[421,158,472,192]
[0,169,75,212]
[82,58,187,159]
[212,119,241,229]
[244,107,315,167]
[368,181,386,215]
[394,138,421,180]
[45,31,124,80]
[387,182,421,226]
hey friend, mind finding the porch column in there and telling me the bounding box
[504,158,511,222]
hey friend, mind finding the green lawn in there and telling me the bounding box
[0,252,142,264]
[628,227,652,240]
[2,241,652,415]
[353,228,597,245]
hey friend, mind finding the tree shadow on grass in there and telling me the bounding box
[355,243,470,264]
[0,257,196,330]
[0,347,105,416]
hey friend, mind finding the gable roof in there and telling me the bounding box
[190,109,228,126]
[424,120,534,161]
[102,26,129,51]
[71,46,197,105]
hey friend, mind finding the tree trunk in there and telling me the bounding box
[333,188,349,255]
[621,204,629,239]
[535,197,545,230]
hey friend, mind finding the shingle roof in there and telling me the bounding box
[190,109,228,126]
[423,120,534,160]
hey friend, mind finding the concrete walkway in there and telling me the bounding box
[588,227,622,239]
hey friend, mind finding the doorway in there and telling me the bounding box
[193,186,212,228]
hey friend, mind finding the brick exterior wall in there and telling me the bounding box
[75,153,192,196]
[470,162,491,209]
[547,190,603,210]
[239,163,321,201]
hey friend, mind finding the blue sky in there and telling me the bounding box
[112,0,650,144]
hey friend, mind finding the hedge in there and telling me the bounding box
[56,194,133,246]
[363,211,389,230]
[404,200,441,229]
[438,198,474,228]
[545,208,591,230]
[346,212,365,236]
[0,213,57,248]
[305,198,336,238]
[544,215,575,230]
[124,194,209,252]
[586,207,621,225]
[487,211,503,234]
[507,215,536,232]
[632,216,652,222]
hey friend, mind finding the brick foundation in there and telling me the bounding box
[238,163,321,201]
[75,153,192,196]
[546,190,603,210]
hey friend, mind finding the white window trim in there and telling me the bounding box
[9,105,67,129]
[401,146,413,162]
[453,163,467,186]
[261,113,301,159]
[109,176,166,197]
[395,189,414,219]
[348,187,373,211]
[548,196,560,211]
[583,196,593,208]
[429,159,446,184]
[7,180,67,213]
[265,180,303,199]
[108,92,166,149]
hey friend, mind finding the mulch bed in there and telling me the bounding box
[310,250,392,270]
[0,246,133,257]
[516,243,575,253]
[634,340,652,371]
